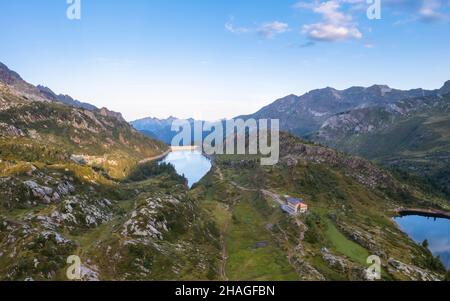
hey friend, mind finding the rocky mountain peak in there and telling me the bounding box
[366,84,393,96]
[36,85,58,101]
[440,80,450,94]
[36,85,98,111]
[0,62,24,86]
[99,107,126,122]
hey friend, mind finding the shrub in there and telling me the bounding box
[126,162,185,183]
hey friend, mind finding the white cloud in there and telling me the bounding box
[257,21,290,38]
[225,20,250,34]
[384,0,450,23]
[293,1,317,10]
[302,23,362,41]
[226,18,289,39]
[296,0,362,42]
[314,0,352,23]
[418,0,449,22]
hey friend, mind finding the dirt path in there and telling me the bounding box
[261,189,285,206]
[216,166,224,181]
[230,181,258,192]
[215,167,295,281]
[219,221,230,281]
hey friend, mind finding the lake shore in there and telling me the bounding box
[395,208,450,219]
[139,149,172,164]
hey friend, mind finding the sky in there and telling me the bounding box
[0,0,450,121]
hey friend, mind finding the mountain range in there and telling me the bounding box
[238,82,450,137]
[133,81,449,140]
[312,92,450,196]
[131,116,194,144]
[133,81,450,194]
[0,62,167,179]
[36,85,98,111]
[0,61,448,281]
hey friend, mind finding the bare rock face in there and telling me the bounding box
[440,80,450,95]
[0,63,23,86]
[23,179,76,205]
[0,63,49,102]
[121,195,176,241]
[279,134,399,191]
[70,155,87,165]
[293,257,326,281]
[50,197,115,231]
[56,182,76,196]
[320,248,368,280]
[387,258,442,281]
[24,180,55,204]
[99,107,126,123]
[0,123,24,137]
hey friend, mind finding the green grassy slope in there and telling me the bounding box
[0,88,168,179]
[191,135,448,281]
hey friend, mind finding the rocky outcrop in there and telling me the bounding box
[99,107,126,123]
[279,134,399,191]
[121,195,179,241]
[0,123,24,137]
[320,248,369,280]
[0,219,77,280]
[24,180,57,204]
[387,258,442,281]
[50,197,115,231]
[315,94,449,145]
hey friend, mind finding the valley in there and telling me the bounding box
[0,61,449,281]
[189,134,449,281]
[132,81,450,197]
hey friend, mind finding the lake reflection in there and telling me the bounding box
[395,215,450,268]
[161,150,212,188]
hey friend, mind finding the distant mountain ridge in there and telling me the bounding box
[232,80,449,195]
[312,92,450,196]
[0,62,128,122]
[132,81,449,145]
[131,116,198,144]
[132,81,450,196]
[0,62,49,102]
[237,83,448,137]
[37,85,98,111]
[0,62,23,85]
[0,62,98,111]
[0,61,167,178]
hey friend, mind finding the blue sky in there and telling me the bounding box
[1,0,449,121]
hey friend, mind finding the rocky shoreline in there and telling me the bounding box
[395,208,450,219]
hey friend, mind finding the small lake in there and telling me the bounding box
[161,150,212,188]
[395,215,450,268]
